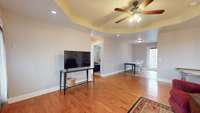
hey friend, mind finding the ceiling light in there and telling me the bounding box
[133,14,140,20]
[129,17,134,23]
[51,10,57,14]
[136,40,144,43]
[137,40,144,43]
[139,16,142,21]
[136,17,142,23]
[129,14,142,23]
[135,37,144,43]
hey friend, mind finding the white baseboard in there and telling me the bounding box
[8,86,59,104]
[101,70,123,77]
[8,79,91,104]
[7,75,170,104]
[157,78,171,84]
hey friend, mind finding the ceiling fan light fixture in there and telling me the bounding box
[129,17,134,23]
[133,14,140,20]
[129,14,142,23]
[136,17,142,23]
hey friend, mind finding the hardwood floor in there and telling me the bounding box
[2,72,171,113]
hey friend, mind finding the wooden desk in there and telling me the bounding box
[60,67,94,95]
[124,63,136,74]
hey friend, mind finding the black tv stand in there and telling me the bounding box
[59,67,94,95]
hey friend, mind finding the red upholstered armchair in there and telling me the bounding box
[169,79,200,113]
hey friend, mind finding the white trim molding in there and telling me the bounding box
[157,78,171,84]
[101,70,123,77]
[8,79,91,104]
[7,74,171,104]
[8,86,59,104]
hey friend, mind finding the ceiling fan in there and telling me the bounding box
[114,0,165,23]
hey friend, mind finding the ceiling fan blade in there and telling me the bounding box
[142,10,165,14]
[114,8,128,13]
[140,0,154,8]
[115,16,129,23]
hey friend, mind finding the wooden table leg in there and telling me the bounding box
[124,64,126,72]
[86,69,89,83]
[59,71,62,92]
[132,65,134,75]
[64,73,67,95]
[134,64,136,75]
[93,69,95,82]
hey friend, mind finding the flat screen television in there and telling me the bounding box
[64,51,91,69]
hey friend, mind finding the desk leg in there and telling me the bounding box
[124,64,126,73]
[132,65,134,75]
[181,72,187,80]
[60,71,62,92]
[86,69,89,83]
[93,69,95,82]
[134,64,136,75]
[64,73,67,95]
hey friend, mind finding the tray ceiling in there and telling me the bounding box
[56,0,200,33]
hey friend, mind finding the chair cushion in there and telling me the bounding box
[170,88,190,109]
[173,79,200,93]
[187,83,200,93]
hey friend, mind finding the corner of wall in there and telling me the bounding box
[0,8,3,28]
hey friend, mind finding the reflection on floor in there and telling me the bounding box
[3,72,171,113]
[139,71,157,80]
[124,70,158,80]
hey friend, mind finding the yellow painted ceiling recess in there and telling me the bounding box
[55,0,200,33]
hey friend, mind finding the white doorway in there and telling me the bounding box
[92,44,102,75]
[148,48,158,70]
[91,37,103,76]
[0,27,8,105]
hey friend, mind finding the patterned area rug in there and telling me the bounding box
[128,97,174,113]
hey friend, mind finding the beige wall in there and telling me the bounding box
[0,8,3,27]
[101,37,134,75]
[158,19,200,83]
[101,37,157,75]
[2,11,92,97]
[132,42,157,68]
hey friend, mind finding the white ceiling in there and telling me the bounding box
[56,0,200,33]
[0,0,158,43]
[105,29,158,43]
[0,0,68,25]
[0,0,96,34]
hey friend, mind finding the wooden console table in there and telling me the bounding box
[176,68,200,80]
[60,67,94,95]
